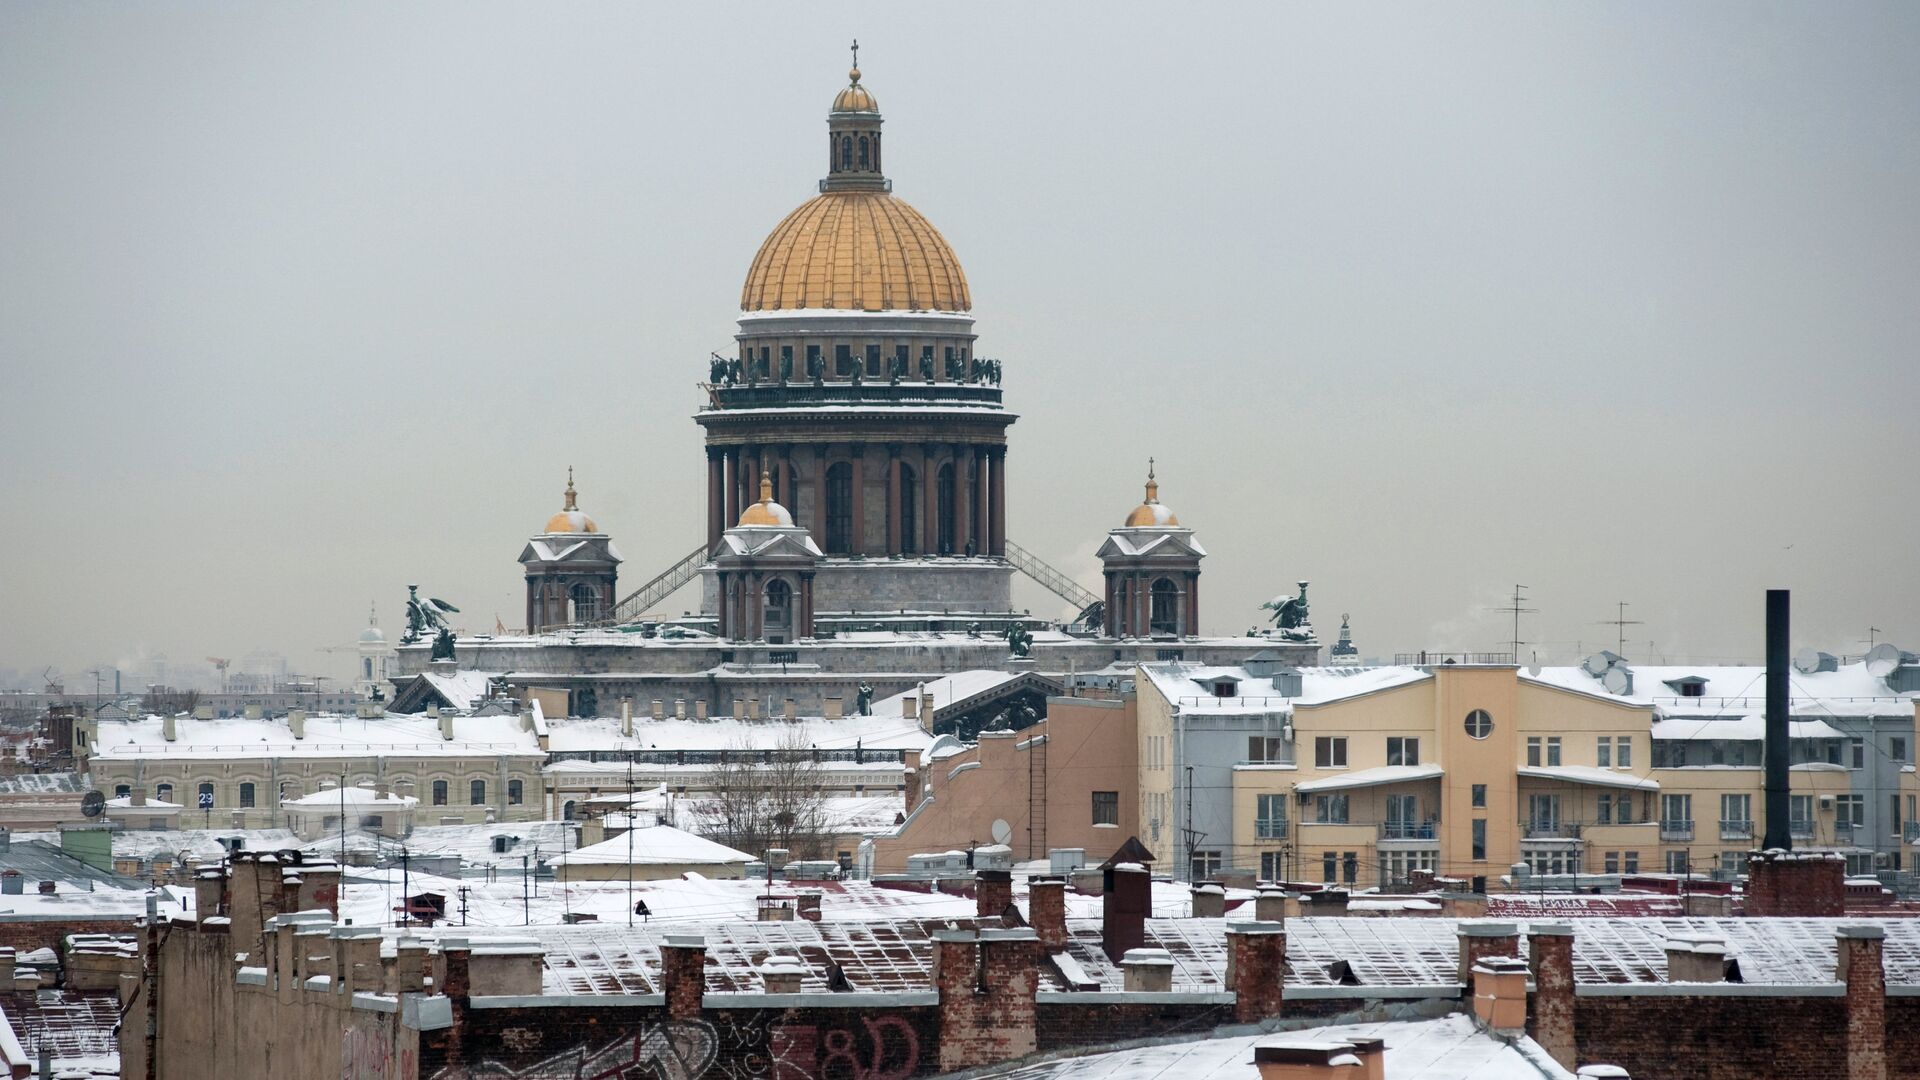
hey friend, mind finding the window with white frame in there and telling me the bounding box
[1256,794,1288,838]
[1597,737,1612,768]
[1615,737,1633,768]
[1314,737,1347,768]
[1315,794,1349,824]
[1386,737,1419,767]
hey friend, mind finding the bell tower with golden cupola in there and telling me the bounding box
[825,41,887,193]
[519,468,623,633]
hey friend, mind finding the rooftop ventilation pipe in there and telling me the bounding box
[1762,590,1791,851]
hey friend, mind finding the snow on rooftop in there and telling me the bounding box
[868,670,1021,718]
[1522,661,1916,717]
[1294,763,1443,793]
[548,825,754,868]
[989,1014,1575,1080]
[545,713,934,755]
[89,711,543,760]
[1140,663,1431,711]
[282,785,418,809]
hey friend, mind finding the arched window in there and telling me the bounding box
[363,657,373,678]
[899,465,918,555]
[568,583,602,623]
[470,779,486,805]
[764,578,793,641]
[1150,578,1180,635]
[840,136,853,169]
[238,782,256,808]
[431,780,448,806]
[507,779,523,805]
[562,800,577,821]
[937,463,957,554]
[871,132,880,171]
[858,135,869,168]
[825,462,854,554]
[114,784,131,799]
[155,783,172,802]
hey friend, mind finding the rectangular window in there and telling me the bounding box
[1720,793,1753,839]
[1661,794,1693,840]
[469,779,486,806]
[1343,852,1358,884]
[507,779,523,806]
[1189,850,1221,880]
[1597,737,1612,768]
[1603,851,1620,874]
[1386,737,1419,767]
[1851,738,1866,770]
[432,780,448,806]
[1322,852,1337,883]
[1526,737,1541,767]
[1247,736,1286,764]
[1314,794,1349,824]
[1255,794,1288,838]
[1836,794,1865,828]
[1260,851,1287,881]
[1790,794,1816,836]
[1547,736,1562,767]
[238,782,256,809]
[1471,819,1487,861]
[1666,850,1690,875]
[1892,794,1903,838]
[1624,851,1639,874]
[1894,737,1910,764]
[1091,791,1119,826]
[1471,783,1487,809]
[1653,741,1685,768]
[1527,794,1561,834]
[1314,736,1347,769]
[1616,737,1633,769]
[834,343,853,377]
[1596,792,1614,824]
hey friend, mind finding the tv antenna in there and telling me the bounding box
[1495,585,1537,663]
[1597,601,1644,657]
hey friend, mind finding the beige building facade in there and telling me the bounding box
[1138,656,1920,889]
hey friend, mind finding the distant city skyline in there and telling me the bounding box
[3,4,1916,681]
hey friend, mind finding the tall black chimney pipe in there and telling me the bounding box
[1761,590,1792,850]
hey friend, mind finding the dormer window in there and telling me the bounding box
[1664,676,1708,698]
[1213,680,1237,698]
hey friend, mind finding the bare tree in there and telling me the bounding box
[692,727,832,861]
[140,687,201,715]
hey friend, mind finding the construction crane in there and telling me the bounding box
[205,657,230,693]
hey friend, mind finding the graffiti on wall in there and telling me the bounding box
[343,1025,416,1080]
[431,1014,923,1080]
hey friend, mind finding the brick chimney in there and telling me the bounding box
[194,867,226,925]
[660,934,706,1021]
[1120,948,1174,992]
[1191,881,1226,918]
[1226,922,1287,1023]
[1837,925,1886,1080]
[1027,876,1068,951]
[933,928,1039,1072]
[1253,1037,1383,1080]
[976,869,1013,920]
[1456,921,1520,986]
[1470,956,1530,1035]
[1528,922,1576,1070]
[760,954,804,994]
[1102,862,1151,962]
[1664,932,1730,984]
[795,892,822,922]
[1747,850,1845,917]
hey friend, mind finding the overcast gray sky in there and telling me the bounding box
[3,3,1916,686]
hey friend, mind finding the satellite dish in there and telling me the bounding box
[79,791,105,818]
[1865,643,1901,678]
[1793,648,1822,676]
[990,819,1012,846]
[1581,654,1612,677]
[1601,665,1634,696]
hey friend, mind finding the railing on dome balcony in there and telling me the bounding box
[1392,651,1517,666]
[701,380,1004,411]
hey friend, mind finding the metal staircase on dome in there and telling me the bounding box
[1003,540,1100,614]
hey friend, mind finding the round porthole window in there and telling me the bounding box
[1464,709,1494,739]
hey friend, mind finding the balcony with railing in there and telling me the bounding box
[1378,821,1438,842]
[704,379,1004,412]
[1719,819,1755,841]
[1792,818,1817,840]
[1522,820,1582,841]
[1255,818,1289,840]
[1660,819,1695,842]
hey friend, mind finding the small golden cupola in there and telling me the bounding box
[832,41,879,114]
[736,471,796,528]
[1124,460,1180,527]
[543,467,599,534]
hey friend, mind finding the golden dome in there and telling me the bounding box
[833,67,878,113]
[737,471,795,528]
[544,468,599,534]
[741,191,970,313]
[1124,462,1180,527]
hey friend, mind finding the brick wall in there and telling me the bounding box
[1883,998,1920,1080]
[1227,925,1285,1023]
[1036,1000,1227,1050]
[933,931,1039,1071]
[0,918,139,956]
[1746,852,1845,917]
[1577,995,1847,1079]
